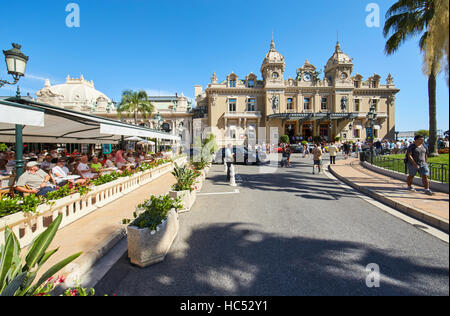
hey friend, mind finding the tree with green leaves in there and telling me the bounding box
[383,0,448,156]
[117,90,155,125]
[280,135,290,144]
[415,129,430,137]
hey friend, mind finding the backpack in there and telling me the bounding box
[404,144,414,164]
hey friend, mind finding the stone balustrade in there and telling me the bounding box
[0,156,187,249]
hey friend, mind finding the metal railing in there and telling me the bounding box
[361,152,449,183]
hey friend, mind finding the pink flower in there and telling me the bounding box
[56,275,66,285]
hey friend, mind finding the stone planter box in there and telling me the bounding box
[127,209,179,268]
[169,190,196,213]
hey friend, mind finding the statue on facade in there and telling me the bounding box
[211,72,218,84]
[340,96,348,111]
[386,73,394,86]
[272,95,279,110]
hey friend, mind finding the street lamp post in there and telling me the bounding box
[1,43,29,87]
[366,103,378,159]
[153,113,163,152]
[1,43,29,177]
[329,121,333,142]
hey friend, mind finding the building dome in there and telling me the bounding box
[36,75,114,113]
[261,39,286,81]
[325,41,353,70]
[262,40,285,65]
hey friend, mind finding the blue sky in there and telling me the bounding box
[0,0,448,132]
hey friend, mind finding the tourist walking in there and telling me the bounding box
[280,144,290,168]
[286,144,292,167]
[328,142,338,165]
[312,143,323,174]
[303,142,310,159]
[343,142,350,159]
[405,135,434,195]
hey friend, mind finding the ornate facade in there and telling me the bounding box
[195,40,400,145]
[35,76,193,144]
[36,75,115,113]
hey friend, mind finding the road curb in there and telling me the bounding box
[62,226,127,288]
[328,164,449,233]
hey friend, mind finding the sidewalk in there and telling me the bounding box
[34,172,177,288]
[329,158,449,233]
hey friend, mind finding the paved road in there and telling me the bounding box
[95,154,449,296]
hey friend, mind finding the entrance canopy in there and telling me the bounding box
[0,97,180,144]
[267,112,359,122]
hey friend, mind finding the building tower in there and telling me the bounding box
[260,39,286,88]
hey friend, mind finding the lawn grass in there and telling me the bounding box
[386,153,449,165]
[371,154,449,183]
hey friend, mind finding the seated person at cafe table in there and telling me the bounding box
[77,155,99,179]
[90,156,103,173]
[15,162,57,196]
[104,153,116,169]
[0,159,9,176]
[40,154,53,172]
[52,159,86,186]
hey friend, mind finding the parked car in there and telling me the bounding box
[290,145,303,153]
[213,147,266,165]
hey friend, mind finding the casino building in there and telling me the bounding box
[194,40,400,145]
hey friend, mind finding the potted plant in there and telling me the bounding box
[169,163,198,212]
[124,195,182,268]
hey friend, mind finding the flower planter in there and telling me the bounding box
[169,190,196,213]
[127,209,179,268]
[195,177,203,192]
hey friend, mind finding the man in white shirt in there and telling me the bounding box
[328,142,338,164]
[77,155,98,179]
[53,159,86,186]
[104,154,116,169]
[52,159,70,185]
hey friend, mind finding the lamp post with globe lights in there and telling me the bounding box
[1,43,29,177]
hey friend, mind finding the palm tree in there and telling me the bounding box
[383,0,442,155]
[117,90,154,125]
[424,0,449,86]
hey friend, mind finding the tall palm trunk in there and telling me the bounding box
[428,61,438,156]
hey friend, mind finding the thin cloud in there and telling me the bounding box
[25,74,47,81]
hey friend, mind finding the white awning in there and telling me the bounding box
[0,100,45,127]
[124,136,144,141]
[0,98,180,144]
[373,125,381,130]
[354,125,363,130]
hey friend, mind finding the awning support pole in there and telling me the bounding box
[15,124,24,178]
